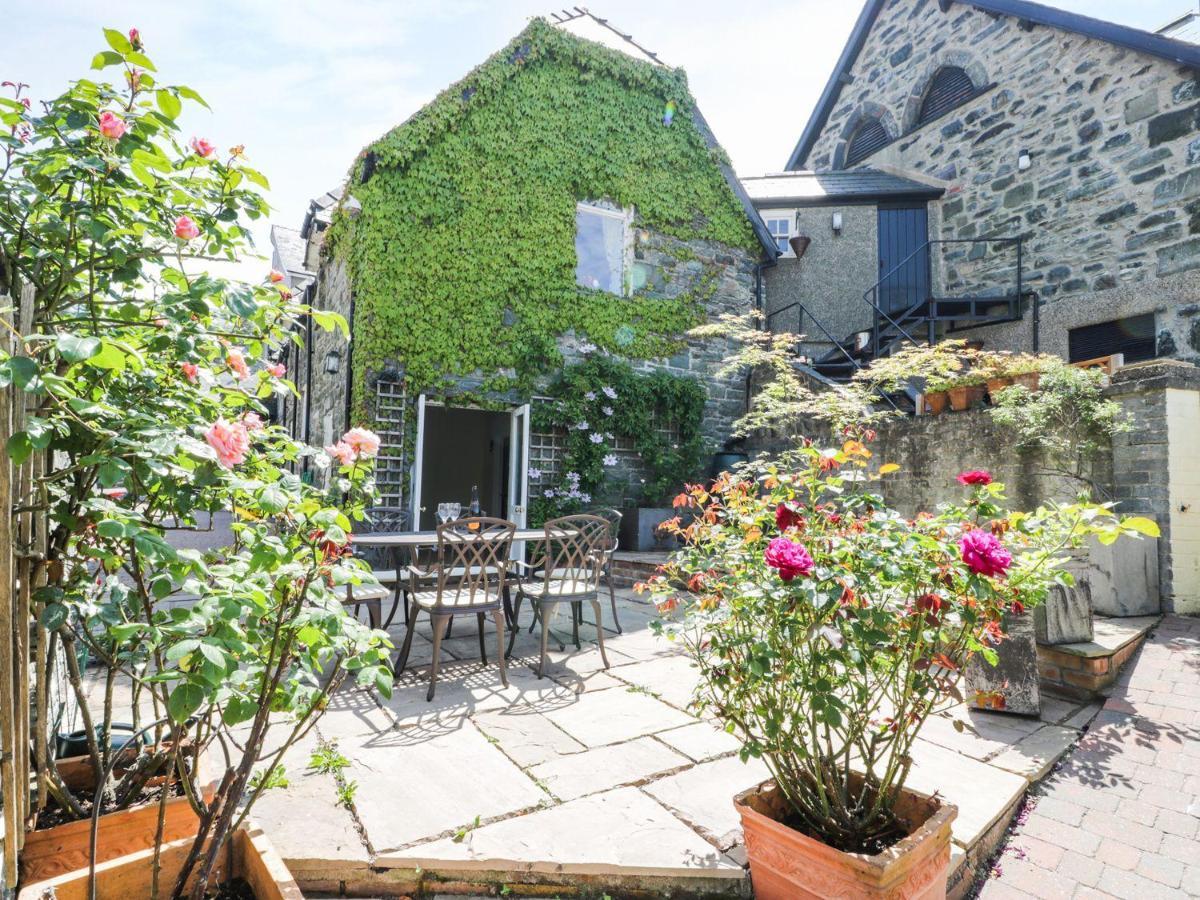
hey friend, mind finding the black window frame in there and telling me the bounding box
[1068,314,1157,364]
[916,66,978,127]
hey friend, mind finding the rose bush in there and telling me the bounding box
[0,28,391,899]
[643,439,1156,854]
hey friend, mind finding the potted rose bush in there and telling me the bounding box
[644,439,1153,898]
[1,28,393,900]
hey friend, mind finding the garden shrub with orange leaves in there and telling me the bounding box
[643,438,1158,854]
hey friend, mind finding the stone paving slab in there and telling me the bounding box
[642,754,772,850]
[541,680,696,746]
[529,735,689,801]
[655,720,743,762]
[385,787,743,878]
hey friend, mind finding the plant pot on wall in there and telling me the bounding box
[985,375,1014,402]
[923,391,949,416]
[735,779,956,899]
[947,385,986,411]
[18,823,303,900]
[788,235,812,258]
[1010,371,1040,391]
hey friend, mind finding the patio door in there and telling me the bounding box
[410,393,427,527]
[508,403,531,557]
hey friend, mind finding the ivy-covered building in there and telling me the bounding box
[271,11,775,529]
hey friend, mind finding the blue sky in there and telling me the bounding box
[6,1,1190,266]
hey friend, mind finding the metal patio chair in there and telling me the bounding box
[359,506,411,627]
[393,517,515,701]
[507,514,612,679]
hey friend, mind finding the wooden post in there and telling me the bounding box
[0,295,20,888]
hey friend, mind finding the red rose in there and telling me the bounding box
[957,470,993,486]
[775,501,803,531]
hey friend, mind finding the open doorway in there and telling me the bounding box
[414,405,510,530]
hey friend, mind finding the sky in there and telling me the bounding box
[6,0,1191,272]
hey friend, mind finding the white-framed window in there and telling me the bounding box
[762,211,794,256]
[575,202,630,296]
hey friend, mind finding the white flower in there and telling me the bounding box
[584,391,596,401]
[602,405,613,416]
[528,467,542,480]
[575,420,589,431]
[589,432,604,444]
[580,492,591,504]
[544,489,556,498]
[566,471,581,483]
[603,454,618,467]
[601,386,617,399]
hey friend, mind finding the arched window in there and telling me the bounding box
[917,66,976,126]
[844,118,890,167]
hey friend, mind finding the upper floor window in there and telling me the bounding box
[917,66,977,126]
[763,214,793,255]
[844,118,890,167]
[575,202,628,295]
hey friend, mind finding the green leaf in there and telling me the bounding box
[197,642,226,668]
[40,603,68,631]
[156,90,182,121]
[240,167,270,191]
[177,86,210,110]
[87,341,127,372]
[168,682,204,723]
[222,696,257,727]
[7,357,39,390]
[312,310,350,339]
[1123,516,1161,539]
[103,28,132,54]
[166,639,201,662]
[125,51,157,72]
[96,519,129,539]
[56,334,101,363]
[6,433,32,465]
[91,51,124,70]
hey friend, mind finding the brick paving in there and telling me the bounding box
[978,615,1200,899]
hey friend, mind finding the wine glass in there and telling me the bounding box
[436,502,450,525]
[447,502,461,523]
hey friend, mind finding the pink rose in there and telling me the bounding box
[180,362,199,382]
[343,427,380,459]
[266,363,286,378]
[959,529,1012,577]
[326,441,356,467]
[190,136,215,158]
[205,419,250,469]
[764,537,815,582]
[269,270,285,283]
[128,28,142,50]
[957,470,993,486]
[241,411,265,431]
[174,215,200,240]
[225,349,249,379]
[98,110,127,140]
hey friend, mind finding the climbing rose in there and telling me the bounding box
[205,419,250,469]
[764,537,814,582]
[959,529,1013,577]
[775,502,803,531]
[98,110,127,140]
[269,270,285,283]
[128,28,142,50]
[957,470,993,486]
[325,441,356,467]
[173,215,200,240]
[225,349,249,379]
[241,411,265,432]
[180,362,199,382]
[266,363,286,377]
[190,136,215,158]
[343,427,381,458]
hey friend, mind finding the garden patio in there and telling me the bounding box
[79,587,1114,899]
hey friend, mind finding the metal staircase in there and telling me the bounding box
[768,237,1026,392]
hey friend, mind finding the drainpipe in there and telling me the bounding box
[746,256,779,414]
[343,293,355,433]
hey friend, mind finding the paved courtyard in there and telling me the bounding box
[246,588,1107,897]
[977,614,1200,899]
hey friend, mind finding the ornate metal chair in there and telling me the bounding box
[507,514,612,679]
[393,517,515,701]
[359,506,411,627]
[590,507,623,634]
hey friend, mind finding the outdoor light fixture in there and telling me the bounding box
[1018,150,1032,171]
[831,211,843,234]
[324,350,341,374]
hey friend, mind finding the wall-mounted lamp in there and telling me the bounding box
[831,211,844,234]
[323,350,341,374]
[1017,149,1032,171]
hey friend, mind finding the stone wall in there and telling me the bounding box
[310,258,354,451]
[763,204,879,354]
[803,0,1200,359]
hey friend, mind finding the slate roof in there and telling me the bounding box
[269,224,315,292]
[549,8,666,66]
[300,187,343,239]
[787,0,1200,170]
[1159,10,1200,44]
[742,169,944,205]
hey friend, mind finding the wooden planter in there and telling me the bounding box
[18,823,302,900]
[735,779,956,899]
[20,751,215,883]
[922,390,948,416]
[947,384,986,411]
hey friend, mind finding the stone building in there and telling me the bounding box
[271,11,774,529]
[754,0,1200,376]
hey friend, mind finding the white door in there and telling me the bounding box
[508,403,531,556]
[410,393,427,528]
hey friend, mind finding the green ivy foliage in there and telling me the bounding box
[529,356,707,523]
[326,17,759,412]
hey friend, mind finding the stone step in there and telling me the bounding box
[609,550,670,588]
[1037,615,1160,699]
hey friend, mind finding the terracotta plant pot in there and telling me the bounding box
[922,390,948,416]
[735,779,956,899]
[20,752,215,883]
[986,375,1014,401]
[18,823,302,900]
[1010,371,1040,391]
[947,384,986,411]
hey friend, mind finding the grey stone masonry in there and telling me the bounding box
[803,0,1200,363]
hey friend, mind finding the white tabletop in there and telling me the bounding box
[353,528,569,547]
